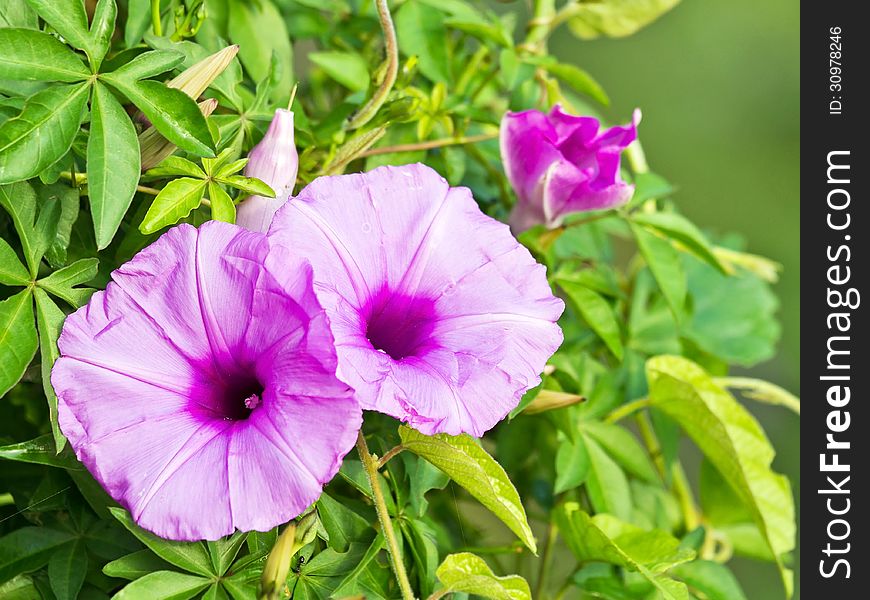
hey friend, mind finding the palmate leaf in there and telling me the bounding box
[47,539,87,600]
[139,178,207,234]
[399,426,536,553]
[0,181,62,277]
[0,526,76,584]
[646,356,795,595]
[0,29,89,82]
[87,0,117,71]
[0,83,90,185]
[0,237,29,286]
[436,553,531,600]
[103,550,173,581]
[88,81,141,249]
[556,504,693,600]
[23,0,92,54]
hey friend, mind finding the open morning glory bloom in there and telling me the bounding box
[236,108,297,233]
[52,222,360,541]
[501,105,641,232]
[268,164,564,436]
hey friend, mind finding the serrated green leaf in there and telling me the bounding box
[395,1,451,83]
[103,550,172,581]
[646,356,794,594]
[559,279,624,360]
[671,560,748,600]
[37,257,98,307]
[436,553,530,600]
[632,212,726,273]
[101,76,215,157]
[554,435,589,494]
[399,426,536,553]
[113,571,211,600]
[139,178,206,234]
[0,527,76,584]
[580,421,659,483]
[88,81,141,249]
[33,289,68,450]
[217,174,274,197]
[0,83,89,184]
[88,0,116,71]
[567,0,681,39]
[110,508,215,577]
[0,289,37,398]
[556,504,692,600]
[308,51,370,92]
[0,29,89,82]
[47,540,87,600]
[24,0,91,53]
[583,435,632,520]
[631,222,686,320]
[0,238,29,286]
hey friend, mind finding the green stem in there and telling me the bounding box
[348,0,398,130]
[356,432,415,600]
[535,520,558,599]
[604,397,650,424]
[525,0,557,49]
[361,133,498,158]
[377,444,406,469]
[151,0,163,37]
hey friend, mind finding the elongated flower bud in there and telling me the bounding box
[237,109,298,233]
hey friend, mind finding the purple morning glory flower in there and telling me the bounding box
[52,222,360,541]
[268,164,564,437]
[237,108,298,233]
[501,105,641,232]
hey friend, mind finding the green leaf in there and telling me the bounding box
[567,0,681,39]
[308,51,370,92]
[139,178,207,234]
[0,434,82,469]
[395,1,451,83]
[671,560,748,600]
[124,0,152,48]
[684,257,779,366]
[47,540,87,600]
[101,76,215,157]
[207,182,235,223]
[40,182,80,268]
[716,377,800,415]
[0,574,41,600]
[88,81,141,249]
[632,212,726,273]
[0,289,37,398]
[227,0,293,101]
[0,181,61,276]
[108,50,185,81]
[0,29,89,82]
[583,435,632,521]
[0,526,76,584]
[23,0,92,53]
[113,571,211,600]
[110,508,215,577]
[558,279,624,360]
[646,356,795,593]
[0,238,29,286]
[33,289,68,450]
[37,258,98,307]
[399,426,536,553]
[206,532,247,576]
[0,83,90,184]
[317,493,372,553]
[88,0,116,71]
[436,553,531,600]
[580,421,659,483]
[554,435,589,494]
[217,174,274,197]
[0,0,38,28]
[330,534,391,599]
[537,61,609,106]
[103,550,172,581]
[556,504,693,600]
[631,222,686,320]
[146,156,206,179]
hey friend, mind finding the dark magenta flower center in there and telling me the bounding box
[215,373,264,421]
[364,290,437,361]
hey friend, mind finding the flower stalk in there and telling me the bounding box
[356,432,415,600]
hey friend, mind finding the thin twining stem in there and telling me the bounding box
[348,0,399,130]
[361,133,498,157]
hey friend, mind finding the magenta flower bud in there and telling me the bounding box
[236,108,299,233]
[500,105,641,233]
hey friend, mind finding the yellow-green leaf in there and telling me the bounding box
[436,553,530,600]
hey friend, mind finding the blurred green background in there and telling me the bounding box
[549,0,800,596]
